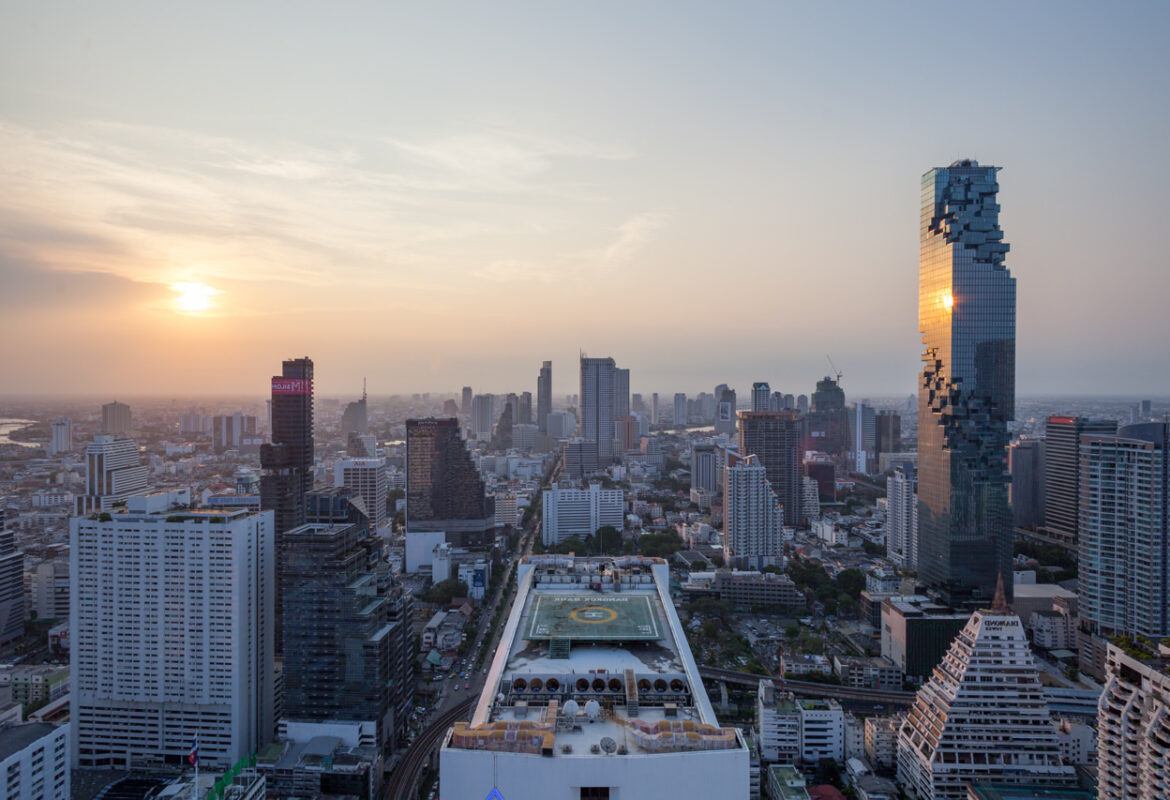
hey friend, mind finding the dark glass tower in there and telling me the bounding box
[405,418,494,547]
[260,356,314,649]
[738,410,803,528]
[538,361,552,434]
[917,161,1015,607]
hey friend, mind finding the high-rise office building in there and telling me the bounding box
[715,387,737,437]
[852,401,876,474]
[752,382,771,413]
[896,601,1075,799]
[917,160,1015,607]
[1008,438,1046,530]
[100,401,131,435]
[333,457,388,530]
[739,411,802,528]
[341,383,368,435]
[71,494,274,769]
[1096,641,1170,800]
[579,356,619,463]
[0,520,24,648]
[723,453,784,567]
[260,357,314,651]
[768,391,784,412]
[281,519,406,748]
[471,394,495,441]
[75,435,149,514]
[1078,422,1169,642]
[1041,415,1117,551]
[673,393,687,427]
[615,368,630,420]
[651,392,659,426]
[518,391,533,425]
[537,361,552,433]
[631,393,645,414]
[886,466,917,569]
[405,418,494,547]
[796,394,809,414]
[875,410,901,458]
[461,386,473,415]
[49,417,72,455]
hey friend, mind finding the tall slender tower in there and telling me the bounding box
[537,362,553,433]
[261,356,314,650]
[579,356,618,463]
[917,161,1015,607]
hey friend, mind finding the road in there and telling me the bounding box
[387,697,476,800]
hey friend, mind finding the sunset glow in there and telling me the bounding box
[171,282,220,314]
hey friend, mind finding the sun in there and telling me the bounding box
[171,282,221,313]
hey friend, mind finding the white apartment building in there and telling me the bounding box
[541,484,623,546]
[70,493,274,770]
[723,454,784,568]
[1096,641,1170,799]
[75,435,149,514]
[756,680,843,765]
[333,457,387,529]
[897,606,1075,800]
[0,722,69,800]
[885,467,916,568]
[48,418,72,456]
[864,716,898,769]
[28,559,69,621]
[798,699,844,764]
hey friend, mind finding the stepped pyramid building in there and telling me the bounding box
[896,583,1076,799]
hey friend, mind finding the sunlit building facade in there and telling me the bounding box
[917,161,1015,607]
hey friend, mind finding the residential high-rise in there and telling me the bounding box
[896,600,1076,799]
[100,401,131,435]
[212,412,258,453]
[738,411,802,528]
[75,435,149,514]
[537,361,552,433]
[461,386,473,415]
[1008,438,1046,530]
[673,392,687,427]
[691,443,718,493]
[71,493,274,769]
[1096,641,1170,800]
[917,161,1015,607]
[261,357,313,654]
[1078,422,1169,642]
[796,394,809,414]
[651,392,659,426]
[540,484,624,546]
[281,519,406,748]
[0,723,70,800]
[405,418,493,547]
[723,453,784,568]
[341,382,368,435]
[615,368,630,420]
[579,356,619,463]
[49,417,72,455]
[752,382,771,413]
[333,457,388,530]
[886,466,917,569]
[768,391,784,412]
[0,521,24,648]
[852,401,876,474]
[471,394,495,440]
[1041,415,1117,551]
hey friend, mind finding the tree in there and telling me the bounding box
[814,757,842,787]
[594,526,623,554]
[836,568,866,598]
[423,579,469,605]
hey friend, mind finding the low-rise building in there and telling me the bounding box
[256,736,382,800]
[881,596,969,680]
[781,653,832,677]
[864,716,899,769]
[833,655,903,691]
[767,765,810,800]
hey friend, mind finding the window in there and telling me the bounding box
[580,789,610,800]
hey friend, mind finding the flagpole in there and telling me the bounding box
[192,733,199,800]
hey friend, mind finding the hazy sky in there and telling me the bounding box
[3,2,1168,399]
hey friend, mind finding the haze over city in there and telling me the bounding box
[4,2,1170,397]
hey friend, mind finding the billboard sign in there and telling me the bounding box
[272,378,312,395]
[718,401,732,422]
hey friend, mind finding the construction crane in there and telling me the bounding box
[826,356,843,384]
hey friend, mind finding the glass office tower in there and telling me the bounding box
[917,161,1015,607]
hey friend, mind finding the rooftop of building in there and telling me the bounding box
[966,786,1095,800]
[448,554,743,759]
[768,765,810,800]
[0,722,60,762]
[1108,637,1170,676]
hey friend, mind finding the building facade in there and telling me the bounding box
[579,356,620,463]
[333,457,388,530]
[723,453,785,567]
[100,401,130,435]
[541,484,624,546]
[538,361,553,433]
[916,161,1015,607]
[0,722,69,800]
[739,411,802,528]
[886,467,917,568]
[74,435,149,514]
[405,418,494,548]
[1096,641,1170,800]
[1042,415,1117,549]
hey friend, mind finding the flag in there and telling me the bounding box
[189,734,198,766]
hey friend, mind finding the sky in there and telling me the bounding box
[2,2,1169,400]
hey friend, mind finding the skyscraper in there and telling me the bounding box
[691,443,718,493]
[1008,438,1046,530]
[897,601,1075,799]
[651,392,659,426]
[1078,422,1169,642]
[852,401,876,474]
[723,453,785,568]
[615,367,630,419]
[518,390,533,425]
[1041,415,1117,551]
[75,435,149,514]
[738,411,802,528]
[917,161,1015,607]
[71,494,274,769]
[341,382,368,435]
[579,356,619,463]
[0,520,24,648]
[461,386,473,415]
[886,467,917,569]
[673,392,687,427]
[715,387,737,437]
[405,418,494,547]
[100,401,131,435]
[875,410,901,459]
[49,417,72,455]
[471,393,495,440]
[333,457,388,529]
[260,356,314,650]
[537,361,552,433]
[212,412,258,453]
[751,382,770,413]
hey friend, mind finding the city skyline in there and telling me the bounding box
[4,3,1170,396]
